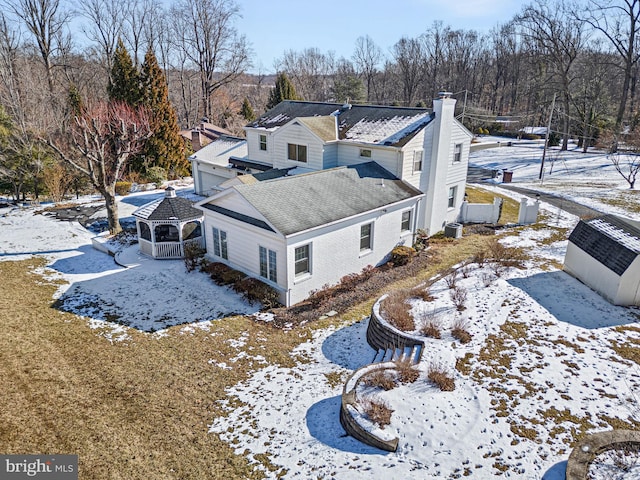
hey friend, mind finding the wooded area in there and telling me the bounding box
[1,0,640,204]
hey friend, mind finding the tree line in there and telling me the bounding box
[1,0,640,212]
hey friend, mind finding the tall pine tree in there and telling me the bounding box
[240,97,256,121]
[266,73,300,109]
[140,49,187,177]
[108,39,140,105]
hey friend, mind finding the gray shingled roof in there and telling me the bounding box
[248,101,434,147]
[568,214,640,275]
[232,162,422,236]
[133,192,203,221]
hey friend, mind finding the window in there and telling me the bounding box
[413,150,423,173]
[448,186,457,209]
[155,224,179,242]
[183,221,201,240]
[287,143,307,162]
[454,143,462,163]
[360,223,373,251]
[259,246,277,282]
[212,227,228,259]
[139,223,151,241]
[259,134,267,151]
[294,244,310,276]
[360,149,372,158]
[401,210,412,232]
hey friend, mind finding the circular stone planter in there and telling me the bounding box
[566,430,640,480]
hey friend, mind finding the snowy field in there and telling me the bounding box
[0,143,639,478]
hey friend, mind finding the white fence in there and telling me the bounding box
[138,237,204,259]
[459,198,503,224]
[518,198,540,225]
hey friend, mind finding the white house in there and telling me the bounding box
[193,94,473,306]
[564,215,640,306]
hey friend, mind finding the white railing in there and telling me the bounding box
[154,242,183,259]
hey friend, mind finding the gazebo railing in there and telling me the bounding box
[154,242,184,259]
[139,238,153,257]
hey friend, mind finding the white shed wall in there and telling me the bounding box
[616,257,640,306]
[563,242,622,304]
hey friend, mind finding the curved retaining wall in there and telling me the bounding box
[366,296,425,359]
[339,366,399,452]
[566,429,640,479]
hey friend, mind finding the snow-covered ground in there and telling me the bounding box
[1,145,639,478]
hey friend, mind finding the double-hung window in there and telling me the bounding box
[401,211,412,232]
[360,149,372,158]
[287,143,307,163]
[259,246,277,282]
[360,223,373,251]
[259,134,267,151]
[448,186,457,209]
[453,143,462,163]
[212,227,228,259]
[413,150,423,173]
[294,244,310,276]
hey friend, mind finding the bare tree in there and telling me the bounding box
[352,35,383,102]
[577,0,640,128]
[603,131,640,188]
[171,0,251,120]
[392,37,425,106]
[276,48,336,101]
[46,101,151,234]
[79,0,125,75]
[518,0,587,150]
[1,0,72,96]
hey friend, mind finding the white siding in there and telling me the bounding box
[400,129,428,189]
[284,199,418,305]
[323,143,339,169]
[336,143,401,176]
[202,209,287,301]
[446,123,471,184]
[618,256,640,305]
[193,162,236,195]
[563,242,622,304]
[272,122,325,170]
[245,130,273,165]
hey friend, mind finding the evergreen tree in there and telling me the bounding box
[266,72,300,110]
[240,97,256,121]
[139,48,187,177]
[108,39,141,105]
[68,84,84,117]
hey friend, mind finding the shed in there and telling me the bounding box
[564,214,640,306]
[132,187,204,259]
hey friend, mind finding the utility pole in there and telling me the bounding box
[539,93,556,181]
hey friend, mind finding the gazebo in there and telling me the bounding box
[132,187,204,259]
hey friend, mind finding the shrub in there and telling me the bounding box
[390,245,416,266]
[183,243,205,272]
[203,262,239,284]
[395,358,420,384]
[363,369,396,391]
[451,317,473,344]
[444,269,458,289]
[234,277,281,308]
[420,316,442,339]
[380,290,415,332]
[481,271,494,287]
[460,264,472,279]
[473,249,487,267]
[360,397,393,428]
[115,181,132,196]
[413,229,429,252]
[409,286,434,302]
[488,238,528,270]
[145,166,167,185]
[428,363,456,391]
[450,285,468,311]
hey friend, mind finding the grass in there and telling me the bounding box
[0,258,311,480]
[464,185,520,224]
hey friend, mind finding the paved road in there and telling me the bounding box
[467,165,603,219]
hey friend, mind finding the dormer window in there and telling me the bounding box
[259,134,267,151]
[287,143,307,163]
[360,149,372,158]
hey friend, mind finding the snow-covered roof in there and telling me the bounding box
[248,101,434,147]
[568,214,640,275]
[189,135,247,166]
[133,188,203,221]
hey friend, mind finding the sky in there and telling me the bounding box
[236,0,524,73]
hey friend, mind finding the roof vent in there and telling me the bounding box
[438,91,453,99]
[341,102,352,111]
[165,186,176,198]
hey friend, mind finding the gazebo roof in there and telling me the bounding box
[133,187,203,221]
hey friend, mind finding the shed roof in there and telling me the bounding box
[230,162,422,236]
[568,214,640,275]
[248,101,434,147]
[133,189,203,221]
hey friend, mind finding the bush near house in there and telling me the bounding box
[145,166,167,185]
[233,277,280,308]
[202,262,246,285]
[390,245,416,266]
[183,243,205,272]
